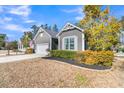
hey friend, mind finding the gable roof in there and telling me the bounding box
[45,29,58,38]
[33,27,58,40]
[56,23,84,37]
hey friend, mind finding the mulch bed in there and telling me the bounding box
[42,57,111,70]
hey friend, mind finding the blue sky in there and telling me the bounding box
[0,5,124,41]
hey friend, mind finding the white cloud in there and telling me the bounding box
[75,13,85,20]
[62,6,85,21]
[9,6,31,17]
[4,17,12,21]
[7,34,15,38]
[4,24,30,32]
[75,16,83,20]
[0,6,3,13]
[62,7,83,14]
[0,17,12,24]
[24,19,35,23]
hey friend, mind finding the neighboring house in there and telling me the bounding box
[33,23,85,55]
[18,39,34,52]
[120,31,124,46]
[33,27,58,55]
[18,39,25,52]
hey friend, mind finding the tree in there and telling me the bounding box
[83,5,101,19]
[52,24,58,32]
[40,24,44,28]
[40,24,58,32]
[0,34,6,49]
[21,32,32,48]
[31,25,39,37]
[79,5,121,51]
[6,40,18,50]
[48,26,52,30]
[44,24,48,29]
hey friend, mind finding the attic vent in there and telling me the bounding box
[62,24,75,31]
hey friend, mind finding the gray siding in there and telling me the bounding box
[35,31,51,49]
[59,29,84,50]
[120,32,124,45]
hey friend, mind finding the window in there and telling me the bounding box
[70,38,74,50]
[63,36,76,50]
[64,38,69,49]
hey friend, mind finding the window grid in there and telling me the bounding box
[64,37,75,50]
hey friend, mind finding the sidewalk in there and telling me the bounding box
[0,54,44,63]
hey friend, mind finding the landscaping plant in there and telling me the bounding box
[50,50,77,60]
[25,48,33,54]
[50,50,114,67]
[76,50,114,67]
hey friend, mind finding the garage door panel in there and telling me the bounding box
[36,43,49,55]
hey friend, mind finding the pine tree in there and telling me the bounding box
[31,25,39,37]
[48,26,52,30]
[52,24,58,32]
[44,24,48,29]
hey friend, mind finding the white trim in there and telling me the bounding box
[62,35,78,51]
[82,33,85,51]
[37,43,48,45]
[50,38,52,50]
[56,22,84,37]
[58,36,60,50]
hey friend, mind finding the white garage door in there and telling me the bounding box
[36,43,49,55]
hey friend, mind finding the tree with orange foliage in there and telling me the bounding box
[79,5,121,51]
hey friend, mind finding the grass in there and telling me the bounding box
[75,73,88,85]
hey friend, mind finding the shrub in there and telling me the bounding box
[118,47,124,52]
[50,50,114,67]
[75,50,114,67]
[25,48,33,54]
[50,50,77,60]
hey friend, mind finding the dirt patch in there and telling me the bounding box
[0,58,123,88]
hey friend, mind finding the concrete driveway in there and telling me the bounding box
[0,54,45,63]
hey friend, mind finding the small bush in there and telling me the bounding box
[118,47,124,52]
[25,48,33,54]
[50,50,76,60]
[75,50,114,67]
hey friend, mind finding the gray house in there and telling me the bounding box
[33,23,124,55]
[33,27,58,55]
[120,31,124,45]
[33,23,85,55]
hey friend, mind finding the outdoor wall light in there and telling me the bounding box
[40,33,43,37]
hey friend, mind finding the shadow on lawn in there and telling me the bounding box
[42,57,111,70]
